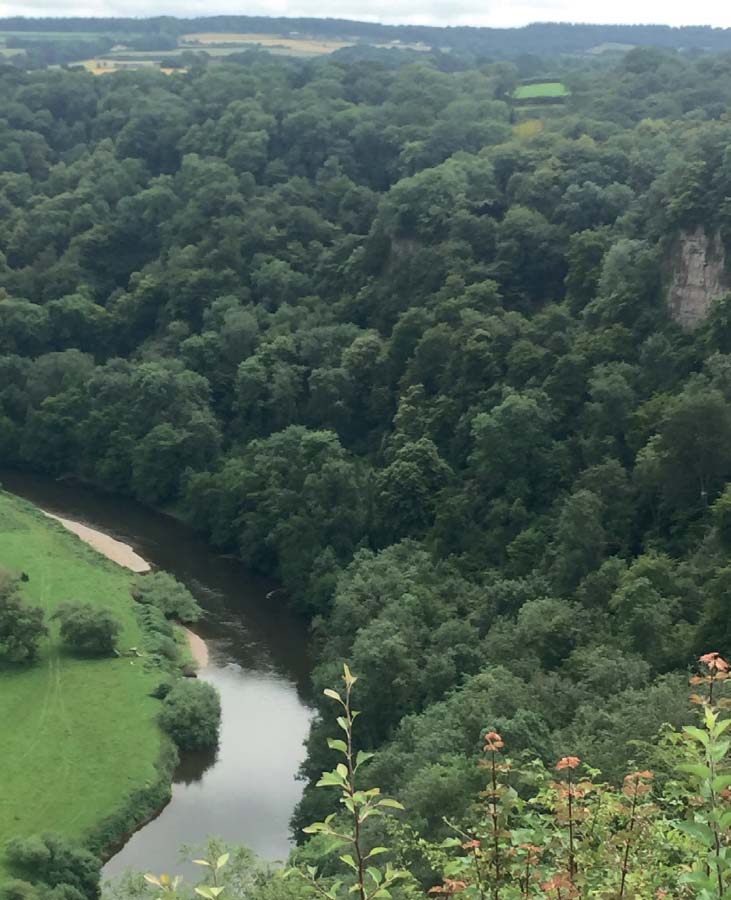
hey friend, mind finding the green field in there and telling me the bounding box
[0,493,163,877]
[514,81,571,99]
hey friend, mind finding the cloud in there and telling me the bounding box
[0,0,729,27]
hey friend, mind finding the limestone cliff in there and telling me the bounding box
[667,226,726,328]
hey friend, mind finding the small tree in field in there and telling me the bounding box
[53,602,121,656]
[0,569,46,662]
[159,680,221,751]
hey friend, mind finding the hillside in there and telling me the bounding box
[4,34,731,899]
[4,17,731,69]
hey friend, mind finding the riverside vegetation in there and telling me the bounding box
[5,26,731,898]
[0,492,220,891]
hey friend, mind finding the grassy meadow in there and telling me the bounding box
[514,81,571,99]
[0,493,163,876]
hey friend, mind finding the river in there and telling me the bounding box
[0,471,314,882]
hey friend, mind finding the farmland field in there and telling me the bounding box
[514,81,571,99]
[181,32,355,55]
[0,492,164,877]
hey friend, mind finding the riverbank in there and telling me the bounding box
[0,492,164,881]
[43,511,151,573]
[43,510,209,668]
[0,471,313,877]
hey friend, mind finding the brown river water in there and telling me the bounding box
[0,471,314,882]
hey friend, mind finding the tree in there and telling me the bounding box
[132,572,201,623]
[158,680,221,751]
[0,570,46,662]
[375,438,452,541]
[53,602,121,657]
[550,489,607,593]
[5,833,101,900]
[636,380,731,518]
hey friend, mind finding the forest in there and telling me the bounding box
[7,17,731,58]
[4,31,731,898]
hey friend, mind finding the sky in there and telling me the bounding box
[0,0,730,28]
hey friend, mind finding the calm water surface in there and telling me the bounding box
[0,471,314,880]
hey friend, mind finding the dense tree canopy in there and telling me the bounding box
[2,42,731,856]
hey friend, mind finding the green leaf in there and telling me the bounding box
[716,718,731,736]
[677,762,711,779]
[340,854,358,871]
[337,716,349,733]
[192,860,211,868]
[328,738,348,754]
[712,774,731,792]
[372,890,392,898]
[216,853,230,870]
[378,798,405,809]
[324,688,343,702]
[676,820,716,847]
[367,848,389,858]
[684,726,710,747]
[708,739,730,762]
[356,750,375,768]
[317,770,346,788]
[440,838,462,848]
[367,867,382,885]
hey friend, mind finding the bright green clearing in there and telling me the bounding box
[514,81,571,99]
[0,493,163,877]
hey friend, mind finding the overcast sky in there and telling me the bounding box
[0,0,729,28]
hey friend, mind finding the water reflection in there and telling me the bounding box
[174,745,218,786]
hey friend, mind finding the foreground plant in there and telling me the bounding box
[676,652,731,898]
[286,664,409,900]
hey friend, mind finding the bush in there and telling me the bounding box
[0,881,38,900]
[158,680,221,751]
[133,572,201,623]
[52,603,121,657]
[4,834,100,900]
[134,605,180,664]
[0,569,46,662]
[150,680,172,699]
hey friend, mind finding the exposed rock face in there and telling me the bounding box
[668,226,726,329]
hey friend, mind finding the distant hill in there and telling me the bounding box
[2,16,731,58]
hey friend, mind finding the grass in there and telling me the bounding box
[0,493,163,878]
[514,82,571,100]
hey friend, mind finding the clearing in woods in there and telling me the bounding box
[513,81,571,99]
[0,492,163,878]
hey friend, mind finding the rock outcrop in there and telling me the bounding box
[667,226,726,329]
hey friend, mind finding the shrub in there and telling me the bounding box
[52,603,121,657]
[0,569,46,662]
[4,834,101,900]
[0,881,38,900]
[134,605,180,665]
[158,680,221,751]
[133,572,201,623]
[151,680,172,699]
